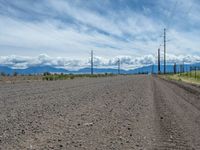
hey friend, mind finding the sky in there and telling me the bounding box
[0,0,200,70]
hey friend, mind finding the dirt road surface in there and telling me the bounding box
[0,75,200,150]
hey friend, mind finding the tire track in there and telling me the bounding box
[152,77,200,149]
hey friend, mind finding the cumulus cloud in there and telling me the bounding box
[0,54,200,70]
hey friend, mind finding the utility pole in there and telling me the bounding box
[180,64,183,75]
[152,64,154,74]
[174,63,176,74]
[118,58,120,75]
[164,28,166,74]
[158,48,161,74]
[195,67,197,79]
[91,50,93,75]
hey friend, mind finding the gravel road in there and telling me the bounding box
[0,75,200,150]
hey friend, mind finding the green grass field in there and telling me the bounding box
[165,71,200,85]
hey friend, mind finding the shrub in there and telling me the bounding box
[43,72,51,76]
[0,72,6,76]
[13,71,18,76]
[70,75,74,79]
[49,76,54,81]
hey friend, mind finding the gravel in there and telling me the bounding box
[0,75,200,149]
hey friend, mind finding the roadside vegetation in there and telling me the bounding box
[0,71,116,82]
[42,72,115,81]
[165,71,200,85]
[0,72,42,82]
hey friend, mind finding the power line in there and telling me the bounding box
[156,1,178,54]
[155,1,194,75]
[166,1,178,29]
[184,4,193,16]
[158,1,178,74]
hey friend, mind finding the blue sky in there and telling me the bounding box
[0,0,200,69]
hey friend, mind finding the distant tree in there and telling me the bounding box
[13,71,18,76]
[43,72,51,76]
[0,72,6,76]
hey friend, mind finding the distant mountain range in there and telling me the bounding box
[0,63,200,75]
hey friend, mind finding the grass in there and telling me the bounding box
[165,71,200,85]
[0,75,43,82]
[0,73,116,82]
[42,73,115,81]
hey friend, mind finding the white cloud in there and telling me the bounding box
[0,54,200,70]
[0,0,199,65]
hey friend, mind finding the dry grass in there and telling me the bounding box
[164,71,200,85]
[0,73,115,83]
[0,75,43,83]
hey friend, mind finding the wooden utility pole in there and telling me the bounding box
[152,64,154,74]
[91,50,93,75]
[118,58,120,75]
[164,28,166,74]
[158,48,161,74]
[195,67,197,79]
[174,63,176,74]
[180,64,183,74]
